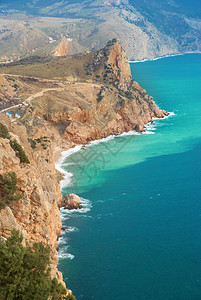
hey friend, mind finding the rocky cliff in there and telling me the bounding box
[0,116,64,284]
[0,40,167,294]
[61,40,168,143]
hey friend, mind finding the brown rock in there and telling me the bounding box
[54,37,72,57]
[60,193,83,210]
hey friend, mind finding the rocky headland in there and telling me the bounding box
[0,40,168,293]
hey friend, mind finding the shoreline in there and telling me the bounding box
[129,51,201,63]
[55,112,175,192]
[54,111,175,291]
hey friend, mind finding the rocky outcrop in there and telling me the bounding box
[62,40,168,144]
[54,37,72,57]
[60,194,82,210]
[0,40,168,296]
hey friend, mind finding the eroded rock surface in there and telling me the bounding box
[60,194,82,210]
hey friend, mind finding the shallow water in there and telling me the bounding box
[58,53,201,300]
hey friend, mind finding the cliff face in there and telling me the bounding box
[0,117,63,283]
[0,40,167,294]
[61,40,167,143]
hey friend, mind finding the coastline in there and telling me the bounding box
[55,53,201,299]
[54,111,175,293]
[129,51,201,63]
[55,112,175,197]
[53,50,179,291]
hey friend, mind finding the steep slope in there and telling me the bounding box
[0,40,167,144]
[0,115,64,283]
[0,40,168,295]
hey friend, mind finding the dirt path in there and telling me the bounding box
[1,73,101,88]
[0,87,64,113]
[0,73,101,113]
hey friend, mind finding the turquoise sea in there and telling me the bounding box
[57,54,201,300]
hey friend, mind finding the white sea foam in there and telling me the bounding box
[58,252,75,260]
[57,236,65,245]
[119,131,141,136]
[129,52,201,64]
[60,198,92,217]
[55,145,82,188]
[87,134,116,147]
[66,226,79,232]
[61,226,79,233]
[163,111,175,119]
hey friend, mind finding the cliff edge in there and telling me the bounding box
[0,40,167,294]
[0,115,64,285]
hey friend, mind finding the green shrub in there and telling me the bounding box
[0,123,10,139]
[97,95,104,103]
[10,139,30,164]
[0,230,71,300]
[28,138,37,149]
[0,172,22,210]
[106,38,118,47]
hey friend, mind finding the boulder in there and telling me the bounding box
[60,193,82,210]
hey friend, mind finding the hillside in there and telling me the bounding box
[0,40,168,143]
[0,0,200,61]
[0,40,168,296]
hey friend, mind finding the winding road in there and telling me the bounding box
[0,88,65,113]
[0,73,101,114]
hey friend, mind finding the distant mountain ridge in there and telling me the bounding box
[0,0,200,60]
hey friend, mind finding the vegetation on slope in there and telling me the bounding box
[0,230,75,300]
[0,172,22,210]
[0,122,10,139]
[9,139,30,164]
[0,122,30,164]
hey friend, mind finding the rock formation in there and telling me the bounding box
[0,116,64,285]
[62,39,168,143]
[0,40,168,295]
[60,194,82,210]
[54,37,72,57]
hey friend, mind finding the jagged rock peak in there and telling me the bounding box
[104,38,132,85]
[87,38,132,90]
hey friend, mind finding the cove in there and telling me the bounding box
[58,53,201,300]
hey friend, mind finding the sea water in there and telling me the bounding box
[58,53,201,300]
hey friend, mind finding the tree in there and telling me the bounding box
[0,172,22,210]
[9,139,30,164]
[0,230,73,300]
[0,122,10,139]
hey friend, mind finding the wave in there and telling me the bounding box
[61,226,79,233]
[55,145,82,188]
[58,239,75,260]
[58,252,75,260]
[87,135,116,146]
[162,111,175,119]
[129,52,201,64]
[60,198,92,218]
